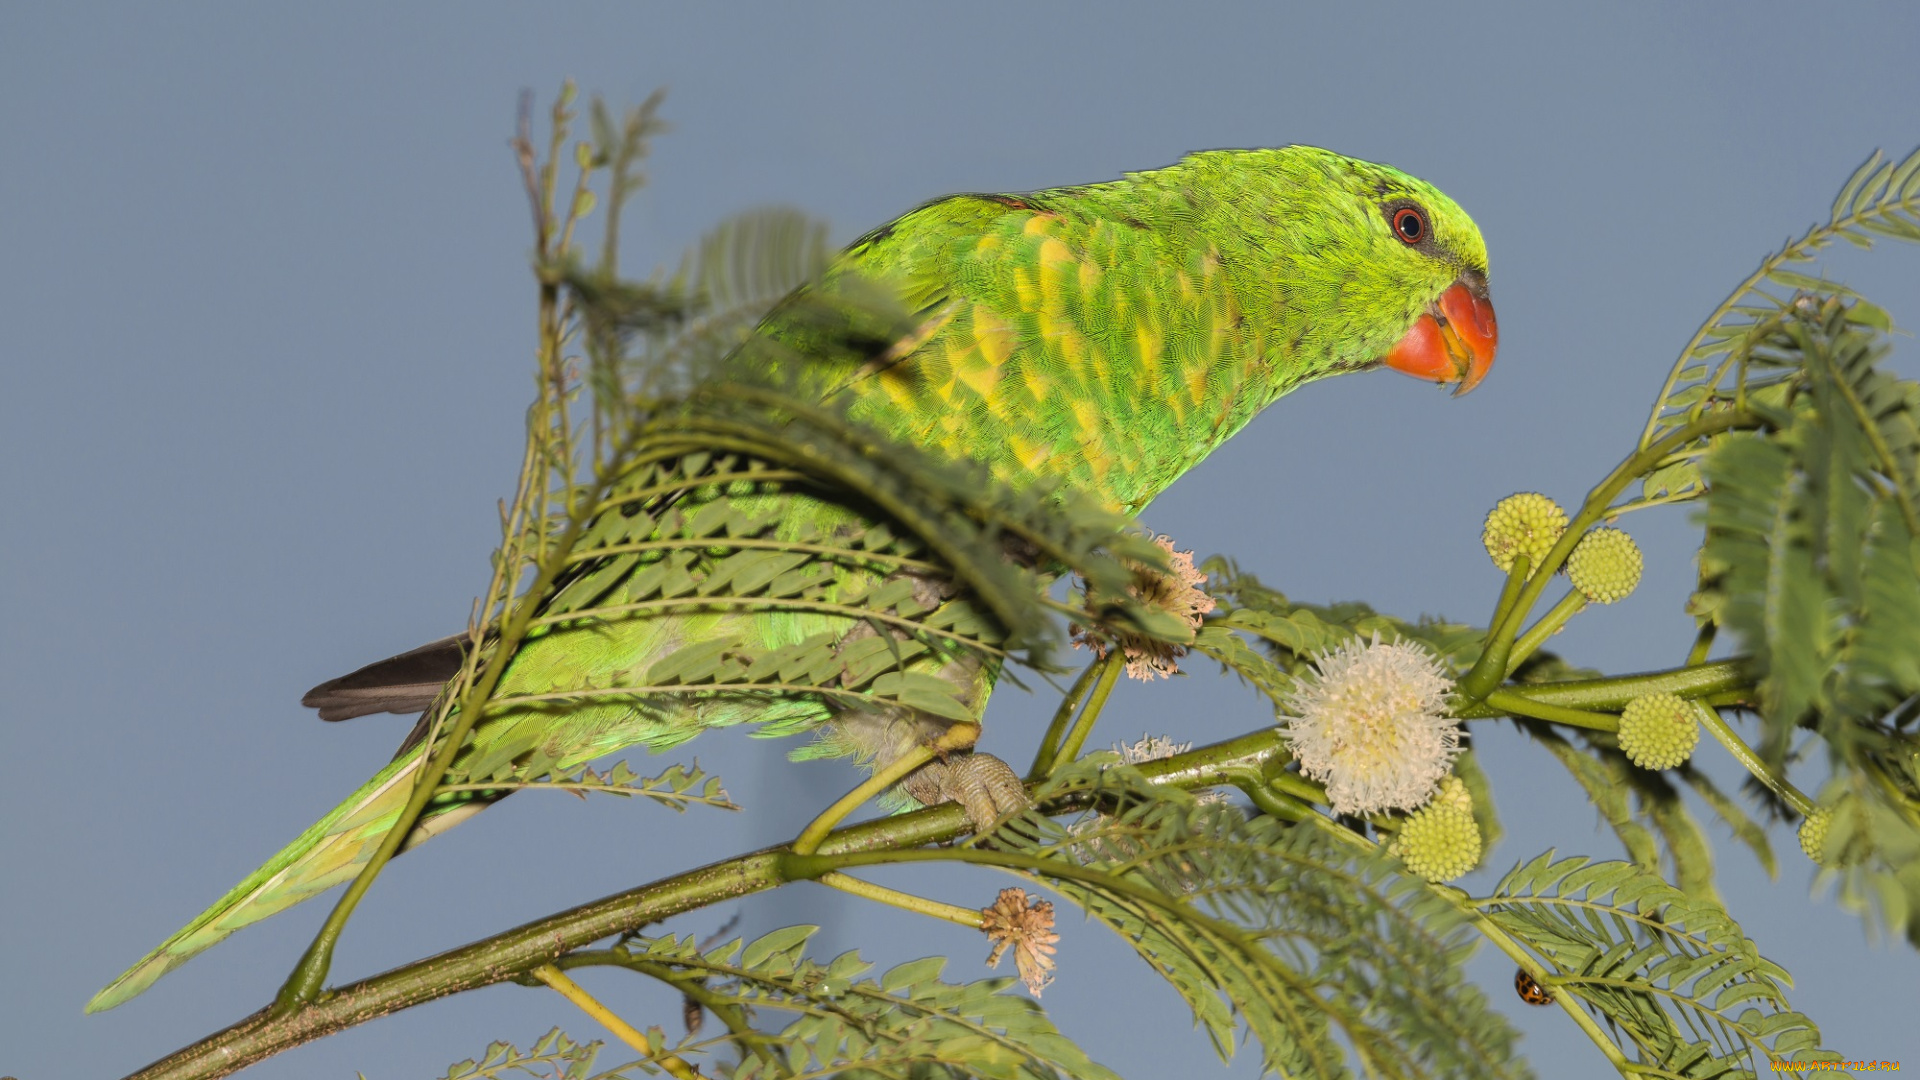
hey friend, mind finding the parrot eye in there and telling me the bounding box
[1392,206,1427,245]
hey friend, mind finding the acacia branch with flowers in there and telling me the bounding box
[110,91,1920,1080]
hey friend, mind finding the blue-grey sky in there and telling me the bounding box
[4,4,1919,1078]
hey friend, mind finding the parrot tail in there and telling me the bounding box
[86,748,484,1012]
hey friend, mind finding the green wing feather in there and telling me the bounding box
[91,754,446,1010]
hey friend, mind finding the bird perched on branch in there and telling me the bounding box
[92,146,1496,1011]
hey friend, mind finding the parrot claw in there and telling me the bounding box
[900,751,1031,832]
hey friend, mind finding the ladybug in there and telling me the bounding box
[1514,967,1554,1006]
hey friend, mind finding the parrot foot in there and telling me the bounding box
[900,751,1031,833]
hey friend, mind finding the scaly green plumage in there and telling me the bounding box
[91,146,1491,1012]
[763,147,1487,512]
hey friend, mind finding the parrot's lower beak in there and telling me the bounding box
[1382,274,1498,396]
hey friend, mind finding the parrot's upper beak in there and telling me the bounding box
[1382,271,1498,395]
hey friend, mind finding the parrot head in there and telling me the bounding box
[1188,147,1498,396]
[1370,202,1499,396]
[1323,150,1498,394]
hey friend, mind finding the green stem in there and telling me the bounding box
[1292,813,1634,1072]
[274,510,596,1014]
[1825,345,1920,536]
[810,817,1636,1078]
[1518,412,1758,630]
[818,871,985,928]
[1484,688,1619,733]
[1635,182,1896,453]
[564,534,946,575]
[1049,656,1122,774]
[1685,621,1717,666]
[1692,702,1815,816]
[1451,658,1753,719]
[123,730,1296,1079]
[1235,781,1314,821]
[530,595,1008,658]
[1245,746,1331,806]
[1026,659,1106,780]
[1459,555,1532,700]
[1506,590,1588,674]
[1463,411,1761,704]
[1485,551,1534,643]
[585,468,810,517]
[790,726,978,856]
[272,307,602,1017]
[781,848,1254,950]
[531,964,701,1080]
[558,953,770,1070]
[1460,908,1633,1072]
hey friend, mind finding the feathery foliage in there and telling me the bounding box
[1652,148,1920,946]
[1692,294,1920,943]
[1188,560,1755,903]
[1634,145,1920,510]
[437,1028,609,1080]
[982,760,1530,1080]
[437,760,736,811]
[1194,559,1598,699]
[1511,726,1776,905]
[557,926,1122,1080]
[1482,854,1837,1078]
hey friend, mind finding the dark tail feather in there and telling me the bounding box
[302,634,468,721]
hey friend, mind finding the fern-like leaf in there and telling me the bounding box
[992,761,1531,1080]
[583,927,1120,1080]
[438,760,736,812]
[439,1027,609,1080]
[1483,853,1839,1078]
[1637,143,1920,487]
[1692,297,1920,942]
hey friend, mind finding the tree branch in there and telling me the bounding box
[120,729,1286,1080]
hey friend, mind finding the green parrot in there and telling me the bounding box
[90,146,1497,1012]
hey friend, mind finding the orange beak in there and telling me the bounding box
[1382,276,1498,395]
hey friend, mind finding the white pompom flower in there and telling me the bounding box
[1279,633,1461,817]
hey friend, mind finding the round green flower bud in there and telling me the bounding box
[1483,494,1567,576]
[1390,777,1482,882]
[1567,528,1643,604]
[1616,692,1699,770]
[1798,807,1831,865]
